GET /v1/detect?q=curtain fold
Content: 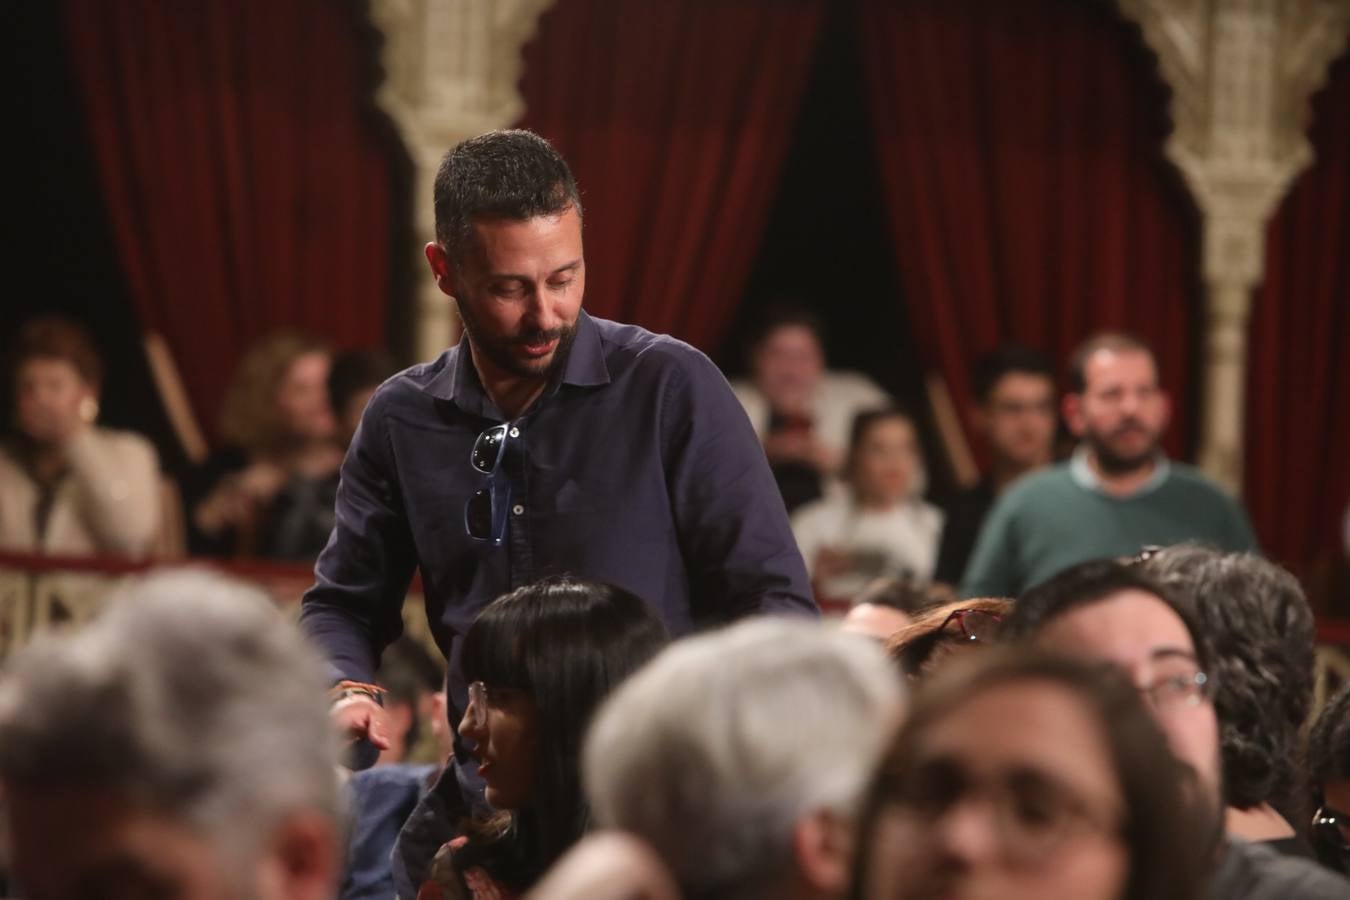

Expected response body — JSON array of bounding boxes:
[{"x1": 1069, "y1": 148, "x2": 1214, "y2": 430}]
[
  {"x1": 1245, "y1": 55, "x2": 1350, "y2": 574},
  {"x1": 63, "y1": 0, "x2": 393, "y2": 441},
  {"x1": 517, "y1": 0, "x2": 825, "y2": 353},
  {"x1": 857, "y1": 0, "x2": 1202, "y2": 460}
]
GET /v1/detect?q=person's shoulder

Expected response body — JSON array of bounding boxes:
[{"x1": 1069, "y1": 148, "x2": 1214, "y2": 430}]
[
  {"x1": 89, "y1": 426, "x2": 159, "y2": 463},
  {"x1": 366, "y1": 351, "x2": 457, "y2": 409},
  {"x1": 1164, "y1": 461, "x2": 1239, "y2": 499},
  {"x1": 792, "y1": 494, "x2": 848, "y2": 530},
  {"x1": 595, "y1": 317, "x2": 709, "y2": 367},
  {"x1": 999, "y1": 462, "x2": 1076, "y2": 506},
  {"x1": 820, "y1": 370, "x2": 889, "y2": 403},
  {"x1": 1220, "y1": 838, "x2": 1350, "y2": 898}
]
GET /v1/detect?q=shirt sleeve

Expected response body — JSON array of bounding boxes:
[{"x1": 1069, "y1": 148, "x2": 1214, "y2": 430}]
[
  {"x1": 659, "y1": 350, "x2": 818, "y2": 623},
  {"x1": 959, "y1": 495, "x2": 1019, "y2": 599},
  {"x1": 299, "y1": 392, "x2": 417, "y2": 684}
]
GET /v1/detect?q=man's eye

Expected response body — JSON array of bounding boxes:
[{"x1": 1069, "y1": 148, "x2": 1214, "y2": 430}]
[{"x1": 547, "y1": 278, "x2": 573, "y2": 291}]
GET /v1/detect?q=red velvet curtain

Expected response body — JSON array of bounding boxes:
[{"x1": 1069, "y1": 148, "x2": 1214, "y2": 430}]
[
  {"x1": 517, "y1": 0, "x2": 824, "y2": 352},
  {"x1": 1245, "y1": 55, "x2": 1350, "y2": 573},
  {"x1": 63, "y1": 0, "x2": 392, "y2": 442},
  {"x1": 858, "y1": 0, "x2": 1201, "y2": 459}
]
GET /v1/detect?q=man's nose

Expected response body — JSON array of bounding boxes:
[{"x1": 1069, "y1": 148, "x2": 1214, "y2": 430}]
[{"x1": 933, "y1": 797, "x2": 1003, "y2": 866}]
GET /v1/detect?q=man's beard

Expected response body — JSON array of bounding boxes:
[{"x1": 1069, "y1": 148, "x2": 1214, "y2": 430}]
[
  {"x1": 457, "y1": 300, "x2": 578, "y2": 382},
  {"x1": 1085, "y1": 418, "x2": 1160, "y2": 474}
]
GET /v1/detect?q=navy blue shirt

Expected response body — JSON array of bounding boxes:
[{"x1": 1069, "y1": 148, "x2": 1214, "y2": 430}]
[{"x1": 300, "y1": 312, "x2": 815, "y2": 739}]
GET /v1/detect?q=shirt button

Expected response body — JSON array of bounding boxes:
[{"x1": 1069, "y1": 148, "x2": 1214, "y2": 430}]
[
  {"x1": 512, "y1": 504, "x2": 525, "y2": 516},
  {"x1": 509, "y1": 427, "x2": 520, "y2": 438}
]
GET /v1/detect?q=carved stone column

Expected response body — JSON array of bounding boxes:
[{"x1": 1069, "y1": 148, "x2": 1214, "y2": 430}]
[
  {"x1": 1116, "y1": 0, "x2": 1350, "y2": 492},
  {"x1": 367, "y1": 0, "x2": 556, "y2": 361}
]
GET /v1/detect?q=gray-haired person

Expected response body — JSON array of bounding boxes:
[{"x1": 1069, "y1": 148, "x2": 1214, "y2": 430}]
[
  {"x1": 0, "y1": 570, "x2": 344, "y2": 900},
  {"x1": 579, "y1": 618, "x2": 905, "y2": 900}
]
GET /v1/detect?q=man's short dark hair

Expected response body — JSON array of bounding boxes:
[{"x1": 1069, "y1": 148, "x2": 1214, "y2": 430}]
[
  {"x1": 1001, "y1": 558, "x2": 1211, "y2": 675},
  {"x1": 1067, "y1": 331, "x2": 1158, "y2": 394},
  {"x1": 1309, "y1": 684, "x2": 1350, "y2": 785},
  {"x1": 971, "y1": 344, "x2": 1054, "y2": 405},
  {"x1": 432, "y1": 129, "x2": 582, "y2": 267},
  {"x1": 1142, "y1": 545, "x2": 1315, "y2": 810}
]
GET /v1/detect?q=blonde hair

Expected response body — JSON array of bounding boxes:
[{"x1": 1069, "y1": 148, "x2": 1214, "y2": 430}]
[{"x1": 218, "y1": 331, "x2": 329, "y2": 453}]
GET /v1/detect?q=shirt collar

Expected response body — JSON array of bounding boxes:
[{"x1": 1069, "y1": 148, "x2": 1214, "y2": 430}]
[
  {"x1": 419, "y1": 310, "x2": 610, "y2": 415},
  {"x1": 1070, "y1": 444, "x2": 1170, "y2": 498}
]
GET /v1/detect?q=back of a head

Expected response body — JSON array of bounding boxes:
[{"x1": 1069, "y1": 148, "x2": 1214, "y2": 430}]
[
  {"x1": 583, "y1": 618, "x2": 905, "y2": 900},
  {"x1": 0, "y1": 569, "x2": 340, "y2": 882},
  {"x1": 886, "y1": 597, "x2": 1013, "y2": 677},
  {"x1": 433, "y1": 129, "x2": 582, "y2": 269},
  {"x1": 1142, "y1": 545, "x2": 1315, "y2": 810},
  {"x1": 851, "y1": 649, "x2": 1212, "y2": 900}
]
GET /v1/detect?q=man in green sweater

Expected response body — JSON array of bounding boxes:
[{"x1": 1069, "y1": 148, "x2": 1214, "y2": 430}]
[{"x1": 961, "y1": 332, "x2": 1256, "y2": 598}]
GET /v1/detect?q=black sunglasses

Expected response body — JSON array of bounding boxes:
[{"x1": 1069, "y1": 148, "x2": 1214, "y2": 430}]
[{"x1": 464, "y1": 423, "x2": 513, "y2": 544}]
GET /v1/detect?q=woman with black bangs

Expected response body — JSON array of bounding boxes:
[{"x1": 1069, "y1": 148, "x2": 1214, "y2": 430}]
[{"x1": 417, "y1": 576, "x2": 669, "y2": 900}]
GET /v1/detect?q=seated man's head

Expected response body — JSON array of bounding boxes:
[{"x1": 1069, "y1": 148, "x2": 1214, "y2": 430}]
[
  {"x1": 327, "y1": 348, "x2": 397, "y2": 449},
  {"x1": 1141, "y1": 545, "x2": 1315, "y2": 819},
  {"x1": 1308, "y1": 684, "x2": 1350, "y2": 873},
  {"x1": 748, "y1": 307, "x2": 827, "y2": 416},
  {"x1": 1063, "y1": 332, "x2": 1170, "y2": 475},
  {"x1": 9, "y1": 316, "x2": 103, "y2": 448},
  {"x1": 0, "y1": 571, "x2": 342, "y2": 900},
  {"x1": 969, "y1": 344, "x2": 1057, "y2": 475},
  {"x1": 1000, "y1": 561, "x2": 1223, "y2": 838},
  {"x1": 583, "y1": 619, "x2": 905, "y2": 900},
  {"x1": 851, "y1": 649, "x2": 1212, "y2": 900}
]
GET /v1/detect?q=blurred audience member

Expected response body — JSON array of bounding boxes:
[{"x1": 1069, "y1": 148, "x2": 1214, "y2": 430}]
[
  {"x1": 731, "y1": 307, "x2": 889, "y2": 511},
  {"x1": 839, "y1": 576, "x2": 938, "y2": 642},
  {"x1": 1143, "y1": 546, "x2": 1317, "y2": 853},
  {"x1": 415, "y1": 578, "x2": 668, "y2": 900},
  {"x1": 849, "y1": 650, "x2": 1212, "y2": 900},
  {"x1": 185, "y1": 331, "x2": 342, "y2": 559},
  {"x1": 886, "y1": 597, "x2": 1012, "y2": 680},
  {"x1": 0, "y1": 316, "x2": 161, "y2": 557},
  {"x1": 584, "y1": 618, "x2": 904, "y2": 900},
  {"x1": 1002, "y1": 559, "x2": 1349, "y2": 899},
  {"x1": 793, "y1": 409, "x2": 943, "y2": 603},
  {"x1": 934, "y1": 345, "x2": 1056, "y2": 586},
  {"x1": 0, "y1": 569, "x2": 342, "y2": 900},
  {"x1": 329, "y1": 348, "x2": 398, "y2": 450},
  {"x1": 1308, "y1": 684, "x2": 1350, "y2": 874},
  {"x1": 963, "y1": 332, "x2": 1256, "y2": 597}
]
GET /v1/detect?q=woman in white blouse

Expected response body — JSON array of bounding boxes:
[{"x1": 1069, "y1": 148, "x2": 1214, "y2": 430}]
[{"x1": 791, "y1": 408, "x2": 943, "y2": 606}]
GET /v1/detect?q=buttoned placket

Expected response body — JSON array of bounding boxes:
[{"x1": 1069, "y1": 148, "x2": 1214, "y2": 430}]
[{"x1": 502, "y1": 420, "x2": 535, "y2": 589}]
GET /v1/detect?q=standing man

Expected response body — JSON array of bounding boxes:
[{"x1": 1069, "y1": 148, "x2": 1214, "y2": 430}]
[
  {"x1": 933, "y1": 344, "x2": 1058, "y2": 586},
  {"x1": 300, "y1": 130, "x2": 814, "y2": 882},
  {"x1": 961, "y1": 332, "x2": 1255, "y2": 597}
]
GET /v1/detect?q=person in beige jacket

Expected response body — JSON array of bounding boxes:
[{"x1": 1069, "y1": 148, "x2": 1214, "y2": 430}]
[{"x1": 0, "y1": 317, "x2": 160, "y2": 558}]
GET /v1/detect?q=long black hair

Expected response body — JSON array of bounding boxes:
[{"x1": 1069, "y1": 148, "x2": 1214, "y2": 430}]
[{"x1": 455, "y1": 576, "x2": 669, "y2": 891}]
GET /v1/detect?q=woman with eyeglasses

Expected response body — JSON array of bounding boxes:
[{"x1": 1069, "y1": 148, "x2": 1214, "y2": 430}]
[
  {"x1": 885, "y1": 597, "x2": 1012, "y2": 679},
  {"x1": 848, "y1": 649, "x2": 1213, "y2": 900},
  {"x1": 416, "y1": 577, "x2": 669, "y2": 900}
]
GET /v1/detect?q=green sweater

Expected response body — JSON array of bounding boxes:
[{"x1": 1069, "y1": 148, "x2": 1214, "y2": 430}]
[{"x1": 960, "y1": 459, "x2": 1257, "y2": 598}]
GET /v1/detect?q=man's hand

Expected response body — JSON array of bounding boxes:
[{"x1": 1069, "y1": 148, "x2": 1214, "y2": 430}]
[{"x1": 331, "y1": 695, "x2": 392, "y2": 753}]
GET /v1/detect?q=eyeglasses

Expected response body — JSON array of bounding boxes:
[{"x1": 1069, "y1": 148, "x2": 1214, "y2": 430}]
[
  {"x1": 1138, "y1": 670, "x2": 1210, "y2": 711},
  {"x1": 464, "y1": 680, "x2": 528, "y2": 730},
  {"x1": 465, "y1": 423, "x2": 513, "y2": 544},
  {"x1": 885, "y1": 761, "x2": 1120, "y2": 865},
  {"x1": 1312, "y1": 804, "x2": 1350, "y2": 858},
  {"x1": 938, "y1": 608, "x2": 1004, "y2": 643}
]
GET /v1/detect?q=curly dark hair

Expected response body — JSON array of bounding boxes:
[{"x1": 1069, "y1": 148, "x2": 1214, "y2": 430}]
[
  {"x1": 1141, "y1": 545, "x2": 1315, "y2": 811},
  {"x1": 1308, "y1": 683, "x2": 1350, "y2": 786}
]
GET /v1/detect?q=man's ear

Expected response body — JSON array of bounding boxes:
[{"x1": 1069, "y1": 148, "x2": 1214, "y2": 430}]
[
  {"x1": 255, "y1": 810, "x2": 340, "y2": 900},
  {"x1": 791, "y1": 809, "x2": 855, "y2": 895},
  {"x1": 1062, "y1": 393, "x2": 1085, "y2": 437},
  {"x1": 424, "y1": 242, "x2": 456, "y2": 298}
]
